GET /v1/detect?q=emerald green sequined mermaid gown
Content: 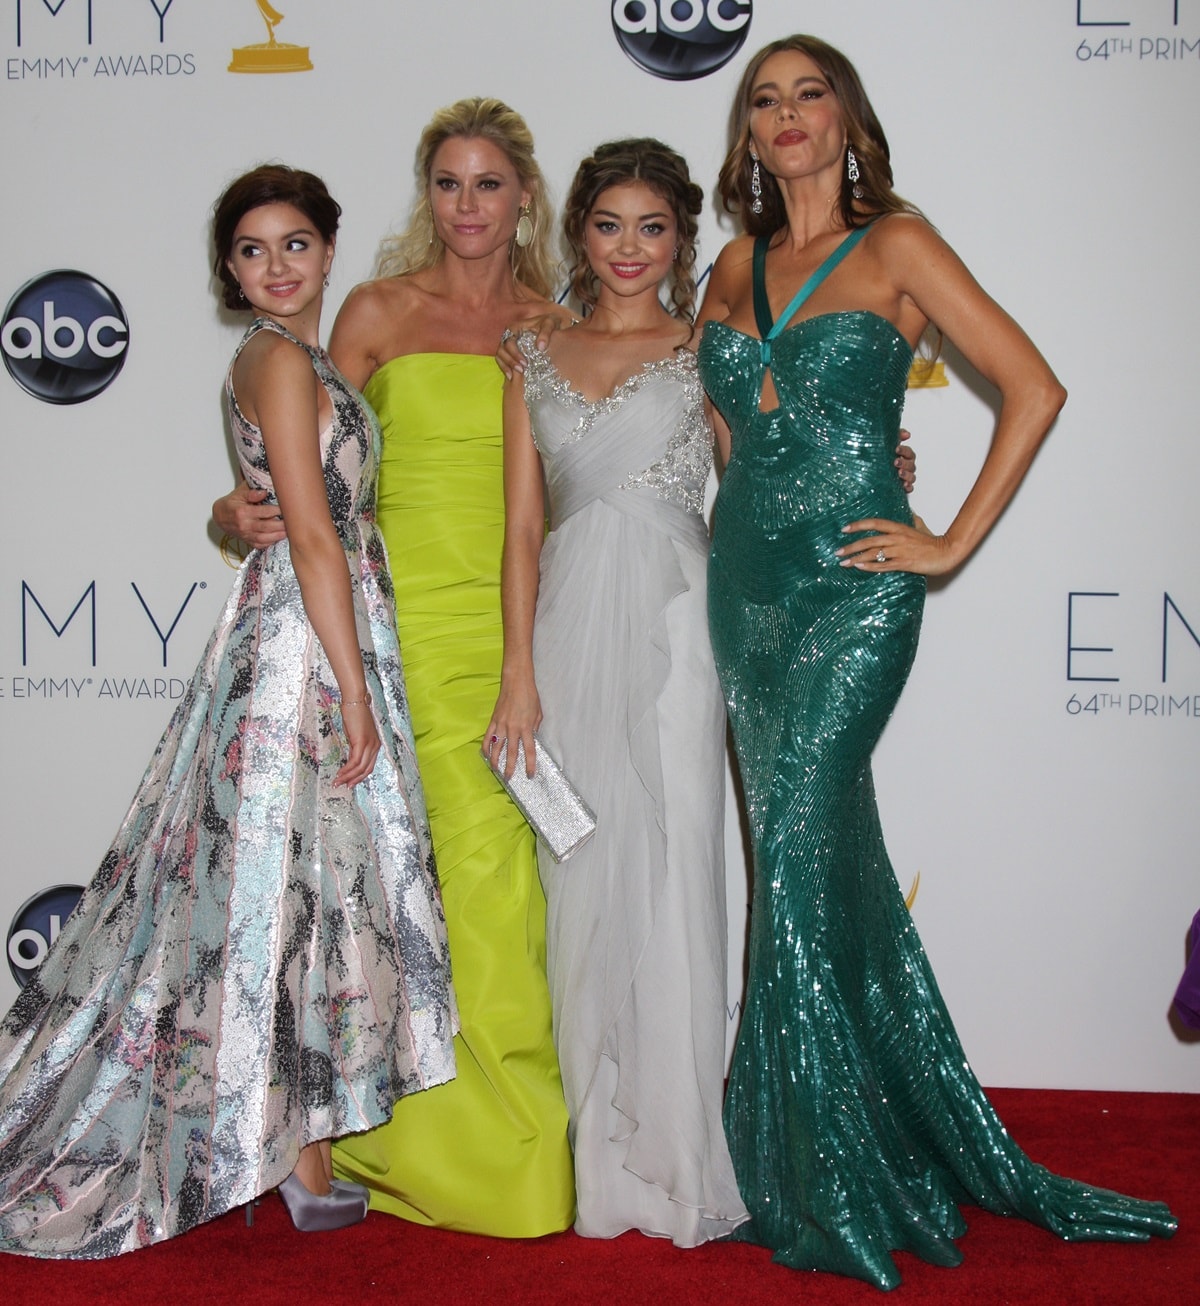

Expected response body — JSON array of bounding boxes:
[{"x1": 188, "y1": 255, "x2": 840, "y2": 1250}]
[{"x1": 698, "y1": 228, "x2": 1176, "y2": 1291}]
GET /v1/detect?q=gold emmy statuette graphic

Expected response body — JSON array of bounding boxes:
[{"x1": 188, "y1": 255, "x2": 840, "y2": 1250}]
[
  {"x1": 229, "y1": 0, "x2": 313, "y2": 74},
  {"x1": 906, "y1": 358, "x2": 948, "y2": 390}
]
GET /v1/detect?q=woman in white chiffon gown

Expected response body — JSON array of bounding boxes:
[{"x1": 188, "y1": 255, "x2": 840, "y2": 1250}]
[{"x1": 486, "y1": 139, "x2": 747, "y2": 1246}]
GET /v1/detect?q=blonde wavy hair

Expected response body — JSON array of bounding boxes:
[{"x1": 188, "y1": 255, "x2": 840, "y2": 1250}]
[{"x1": 375, "y1": 97, "x2": 556, "y2": 298}]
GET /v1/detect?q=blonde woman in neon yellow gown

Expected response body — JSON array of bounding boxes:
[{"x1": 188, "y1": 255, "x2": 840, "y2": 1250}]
[{"x1": 212, "y1": 99, "x2": 575, "y2": 1236}]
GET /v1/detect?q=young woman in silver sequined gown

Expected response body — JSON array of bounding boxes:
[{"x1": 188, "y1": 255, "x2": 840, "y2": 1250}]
[
  {"x1": 486, "y1": 140, "x2": 747, "y2": 1247},
  {"x1": 0, "y1": 166, "x2": 457, "y2": 1258}
]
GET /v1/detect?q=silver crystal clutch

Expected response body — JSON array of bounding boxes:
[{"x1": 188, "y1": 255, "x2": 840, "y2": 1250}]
[{"x1": 483, "y1": 736, "x2": 596, "y2": 863}]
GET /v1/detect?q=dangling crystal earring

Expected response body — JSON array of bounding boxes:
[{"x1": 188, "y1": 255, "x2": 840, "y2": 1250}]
[
  {"x1": 238, "y1": 286, "x2": 245, "y2": 302},
  {"x1": 749, "y1": 153, "x2": 763, "y2": 215},
  {"x1": 847, "y1": 146, "x2": 864, "y2": 200},
  {"x1": 514, "y1": 204, "x2": 534, "y2": 248}
]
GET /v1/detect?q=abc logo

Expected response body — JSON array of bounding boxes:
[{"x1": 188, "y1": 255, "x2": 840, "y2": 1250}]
[
  {"x1": 7, "y1": 884, "x2": 84, "y2": 987},
  {"x1": 2, "y1": 270, "x2": 129, "y2": 404},
  {"x1": 612, "y1": 0, "x2": 752, "y2": 81}
]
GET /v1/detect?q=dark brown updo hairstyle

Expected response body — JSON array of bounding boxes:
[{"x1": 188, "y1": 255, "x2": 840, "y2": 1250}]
[
  {"x1": 717, "y1": 34, "x2": 920, "y2": 238},
  {"x1": 212, "y1": 164, "x2": 342, "y2": 310},
  {"x1": 562, "y1": 138, "x2": 705, "y2": 322}
]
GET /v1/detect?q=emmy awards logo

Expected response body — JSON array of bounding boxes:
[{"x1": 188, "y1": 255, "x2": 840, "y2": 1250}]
[{"x1": 229, "y1": 0, "x2": 313, "y2": 74}]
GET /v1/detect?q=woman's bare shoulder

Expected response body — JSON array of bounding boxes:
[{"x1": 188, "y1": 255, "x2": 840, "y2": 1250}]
[
  {"x1": 339, "y1": 274, "x2": 422, "y2": 322},
  {"x1": 864, "y1": 212, "x2": 943, "y2": 263},
  {"x1": 230, "y1": 326, "x2": 314, "y2": 420},
  {"x1": 711, "y1": 233, "x2": 756, "y2": 275},
  {"x1": 234, "y1": 324, "x2": 309, "y2": 375},
  {"x1": 330, "y1": 276, "x2": 431, "y2": 370},
  {"x1": 509, "y1": 279, "x2": 566, "y2": 319},
  {"x1": 700, "y1": 234, "x2": 756, "y2": 322},
  {"x1": 529, "y1": 299, "x2": 574, "y2": 326}
]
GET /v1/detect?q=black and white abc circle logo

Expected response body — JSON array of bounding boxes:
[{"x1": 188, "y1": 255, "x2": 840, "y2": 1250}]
[
  {"x1": 7, "y1": 884, "x2": 84, "y2": 987},
  {"x1": 612, "y1": 0, "x2": 752, "y2": 81},
  {"x1": 2, "y1": 269, "x2": 129, "y2": 404}
]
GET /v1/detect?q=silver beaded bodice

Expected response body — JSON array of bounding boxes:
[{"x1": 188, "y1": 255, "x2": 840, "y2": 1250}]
[{"x1": 519, "y1": 332, "x2": 713, "y2": 518}]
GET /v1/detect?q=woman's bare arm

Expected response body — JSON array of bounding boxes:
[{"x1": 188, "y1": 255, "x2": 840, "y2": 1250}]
[
  {"x1": 484, "y1": 371, "x2": 547, "y2": 778},
  {"x1": 232, "y1": 332, "x2": 380, "y2": 785},
  {"x1": 328, "y1": 280, "x2": 394, "y2": 391},
  {"x1": 839, "y1": 219, "x2": 1065, "y2": 575}
]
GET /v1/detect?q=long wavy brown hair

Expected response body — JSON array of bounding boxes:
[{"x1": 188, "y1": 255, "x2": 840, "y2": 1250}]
[
  {"x1": 562, "y1": 138, "x2": 704, "y2": 322},
  {"x1": 376, "y1": 97, "x2": 556, "y2": 298},
  {"x1": 717, "y1": 34, "x2": 921, "y2": 238}
]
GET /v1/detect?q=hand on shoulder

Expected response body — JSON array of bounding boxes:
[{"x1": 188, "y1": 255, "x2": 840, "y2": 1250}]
[{"x1": 497, "y1": 302, "x2": 575, "y2": 378}]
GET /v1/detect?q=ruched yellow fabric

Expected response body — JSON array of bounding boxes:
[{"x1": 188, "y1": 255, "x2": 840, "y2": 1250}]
[{"x1": 331, "y1": 354, "x2": 574, "y2": 1236}]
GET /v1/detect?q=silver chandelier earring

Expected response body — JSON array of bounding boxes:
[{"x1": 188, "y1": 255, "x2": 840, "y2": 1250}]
[
  {"x1": 847, "y1": 146, "x2": 864, "y2": 199},
  {"x1": 514, "y1": 204, "x2": 534, "y2": 248},
  {"x1": 749, "y1": 153, "x2": 763, "y2": 215}
]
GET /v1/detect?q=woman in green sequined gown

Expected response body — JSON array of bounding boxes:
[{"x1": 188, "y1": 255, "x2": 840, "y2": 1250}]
[{"x1": 697, "y1": 36, "x2": 1176, "y2": 1290}]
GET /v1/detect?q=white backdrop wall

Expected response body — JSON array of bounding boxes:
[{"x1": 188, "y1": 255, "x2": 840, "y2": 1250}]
[{"x1": 1, "y1": 1, "x2": 1196, "y2": 1091}]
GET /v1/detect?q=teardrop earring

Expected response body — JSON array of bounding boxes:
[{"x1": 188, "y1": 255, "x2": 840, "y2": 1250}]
[{"x1": 514, "y1": 204, "x2": 534, "y2": 248}]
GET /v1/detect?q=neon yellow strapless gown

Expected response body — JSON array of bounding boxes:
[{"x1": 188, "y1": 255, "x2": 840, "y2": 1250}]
[{"x1": 331, "y1": 354, "x2": 574, "y2": 1236}]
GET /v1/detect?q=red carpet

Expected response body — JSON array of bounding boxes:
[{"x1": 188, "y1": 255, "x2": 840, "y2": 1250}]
[{"x1": 4, "y1": 1089, "x2": 1194, "y2": 1304}]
